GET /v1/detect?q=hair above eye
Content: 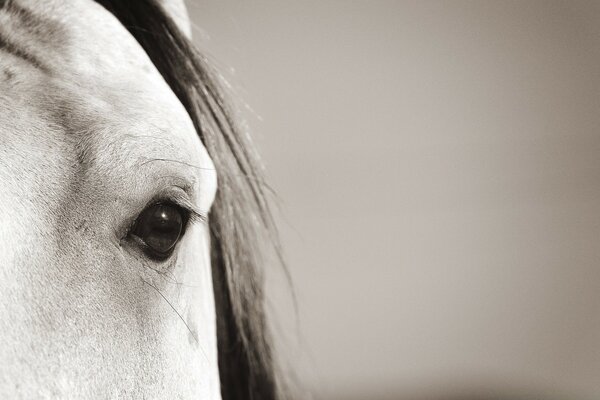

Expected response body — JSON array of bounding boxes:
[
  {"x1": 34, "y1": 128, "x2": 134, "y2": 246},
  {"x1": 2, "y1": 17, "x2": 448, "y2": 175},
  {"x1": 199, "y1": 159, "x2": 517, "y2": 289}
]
[{"x1": 130, "y1": 202, "x2": 189, "y2": 260}]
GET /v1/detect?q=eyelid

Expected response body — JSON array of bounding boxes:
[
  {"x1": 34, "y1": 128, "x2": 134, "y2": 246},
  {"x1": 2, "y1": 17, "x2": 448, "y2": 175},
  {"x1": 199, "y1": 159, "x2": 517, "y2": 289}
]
[
  {"x1": 152, "y1": 187, "x2": 208, "y2": 225},
  {"x1": 117, "y1": 185, "x2": 207, "y2": 244}
]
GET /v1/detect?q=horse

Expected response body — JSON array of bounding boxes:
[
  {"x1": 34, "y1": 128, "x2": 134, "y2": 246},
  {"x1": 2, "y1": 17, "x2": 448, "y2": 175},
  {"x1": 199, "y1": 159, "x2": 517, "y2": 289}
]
[{"x1": 0, "y1": 0, "x2": 281, "y2": 398}]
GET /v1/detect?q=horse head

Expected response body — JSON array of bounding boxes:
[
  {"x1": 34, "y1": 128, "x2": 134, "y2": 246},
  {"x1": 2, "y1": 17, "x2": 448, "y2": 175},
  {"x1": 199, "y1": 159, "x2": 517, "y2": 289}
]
[{"x1": 0, "y1": 1, "x2": 278, "y2": 398}]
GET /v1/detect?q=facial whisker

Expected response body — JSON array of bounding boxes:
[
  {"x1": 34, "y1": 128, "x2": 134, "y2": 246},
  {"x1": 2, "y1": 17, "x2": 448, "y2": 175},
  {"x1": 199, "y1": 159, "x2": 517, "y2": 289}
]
[
  {"x1": 141, "y1": 278, "x2": 208, "y2": 363},
  {"x1": 139, "y1": 157, "x2": 215, "y2": 171}
]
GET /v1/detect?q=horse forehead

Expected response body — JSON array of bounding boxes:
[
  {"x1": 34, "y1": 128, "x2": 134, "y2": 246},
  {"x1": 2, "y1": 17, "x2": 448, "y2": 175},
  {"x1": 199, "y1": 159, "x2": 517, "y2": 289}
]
[
  {"x1": 1, "y1": 0, "x2": 201, "y2": 166},
  {"x1": 1, "y1": 0, "x2": 186, "y2": 123}
]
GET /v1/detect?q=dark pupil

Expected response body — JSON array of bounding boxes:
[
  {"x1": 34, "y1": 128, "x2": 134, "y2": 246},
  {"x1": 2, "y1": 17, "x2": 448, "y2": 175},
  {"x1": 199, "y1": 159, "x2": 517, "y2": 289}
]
[{"x1": 134, "y1": 204, "x2": 183, "y2": 254}]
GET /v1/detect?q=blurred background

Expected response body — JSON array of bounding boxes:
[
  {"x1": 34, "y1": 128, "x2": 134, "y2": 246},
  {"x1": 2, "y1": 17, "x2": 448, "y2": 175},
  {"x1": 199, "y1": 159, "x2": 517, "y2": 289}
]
[{"x1": 189, "y1": 1, "x2": 600, "y2": 399}]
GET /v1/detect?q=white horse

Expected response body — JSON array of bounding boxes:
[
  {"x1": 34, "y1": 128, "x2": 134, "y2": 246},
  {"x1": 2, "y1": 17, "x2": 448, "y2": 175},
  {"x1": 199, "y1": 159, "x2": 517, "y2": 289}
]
[{"x1": 0, "y1": 0, "x2": 280, "y2": 398}]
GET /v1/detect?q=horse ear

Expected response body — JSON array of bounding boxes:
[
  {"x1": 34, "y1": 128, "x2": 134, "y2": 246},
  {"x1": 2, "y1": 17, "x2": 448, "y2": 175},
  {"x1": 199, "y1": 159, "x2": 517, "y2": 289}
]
[{"x1": 157, "y1": 0, "x2": 192, "y2": 38}]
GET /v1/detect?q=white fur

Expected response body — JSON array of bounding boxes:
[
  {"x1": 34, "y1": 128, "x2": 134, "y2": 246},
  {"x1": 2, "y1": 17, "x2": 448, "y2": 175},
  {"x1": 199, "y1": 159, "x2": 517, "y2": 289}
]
[{"x1": 0, "y1": 0, "x2": 221, "y2": 398}]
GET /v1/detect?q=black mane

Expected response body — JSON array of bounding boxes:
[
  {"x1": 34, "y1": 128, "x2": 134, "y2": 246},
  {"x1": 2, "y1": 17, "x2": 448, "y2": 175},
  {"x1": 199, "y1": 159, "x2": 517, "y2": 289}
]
[{"x1": 94, "y1": 1, "x2": 283, "y2": 399}]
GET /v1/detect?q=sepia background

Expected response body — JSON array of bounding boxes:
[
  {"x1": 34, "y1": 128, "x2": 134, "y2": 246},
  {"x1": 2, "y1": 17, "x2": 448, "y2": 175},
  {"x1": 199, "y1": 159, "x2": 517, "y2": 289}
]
[{"x1": 189, "y1": 1, "x2": 600, "y2": 399}]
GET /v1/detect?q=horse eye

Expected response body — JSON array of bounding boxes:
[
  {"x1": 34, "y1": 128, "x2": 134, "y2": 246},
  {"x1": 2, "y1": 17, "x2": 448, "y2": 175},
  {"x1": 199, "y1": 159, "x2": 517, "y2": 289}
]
[{"x1": 131, "y1": 203, "x2": 187, "y2": 260}]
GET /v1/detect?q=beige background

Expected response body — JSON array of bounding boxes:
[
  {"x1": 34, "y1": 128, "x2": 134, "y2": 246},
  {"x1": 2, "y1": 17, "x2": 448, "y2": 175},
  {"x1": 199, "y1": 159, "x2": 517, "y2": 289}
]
[{"x1": 189, "y1": 1, "x2": 600, "y2": 399}]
